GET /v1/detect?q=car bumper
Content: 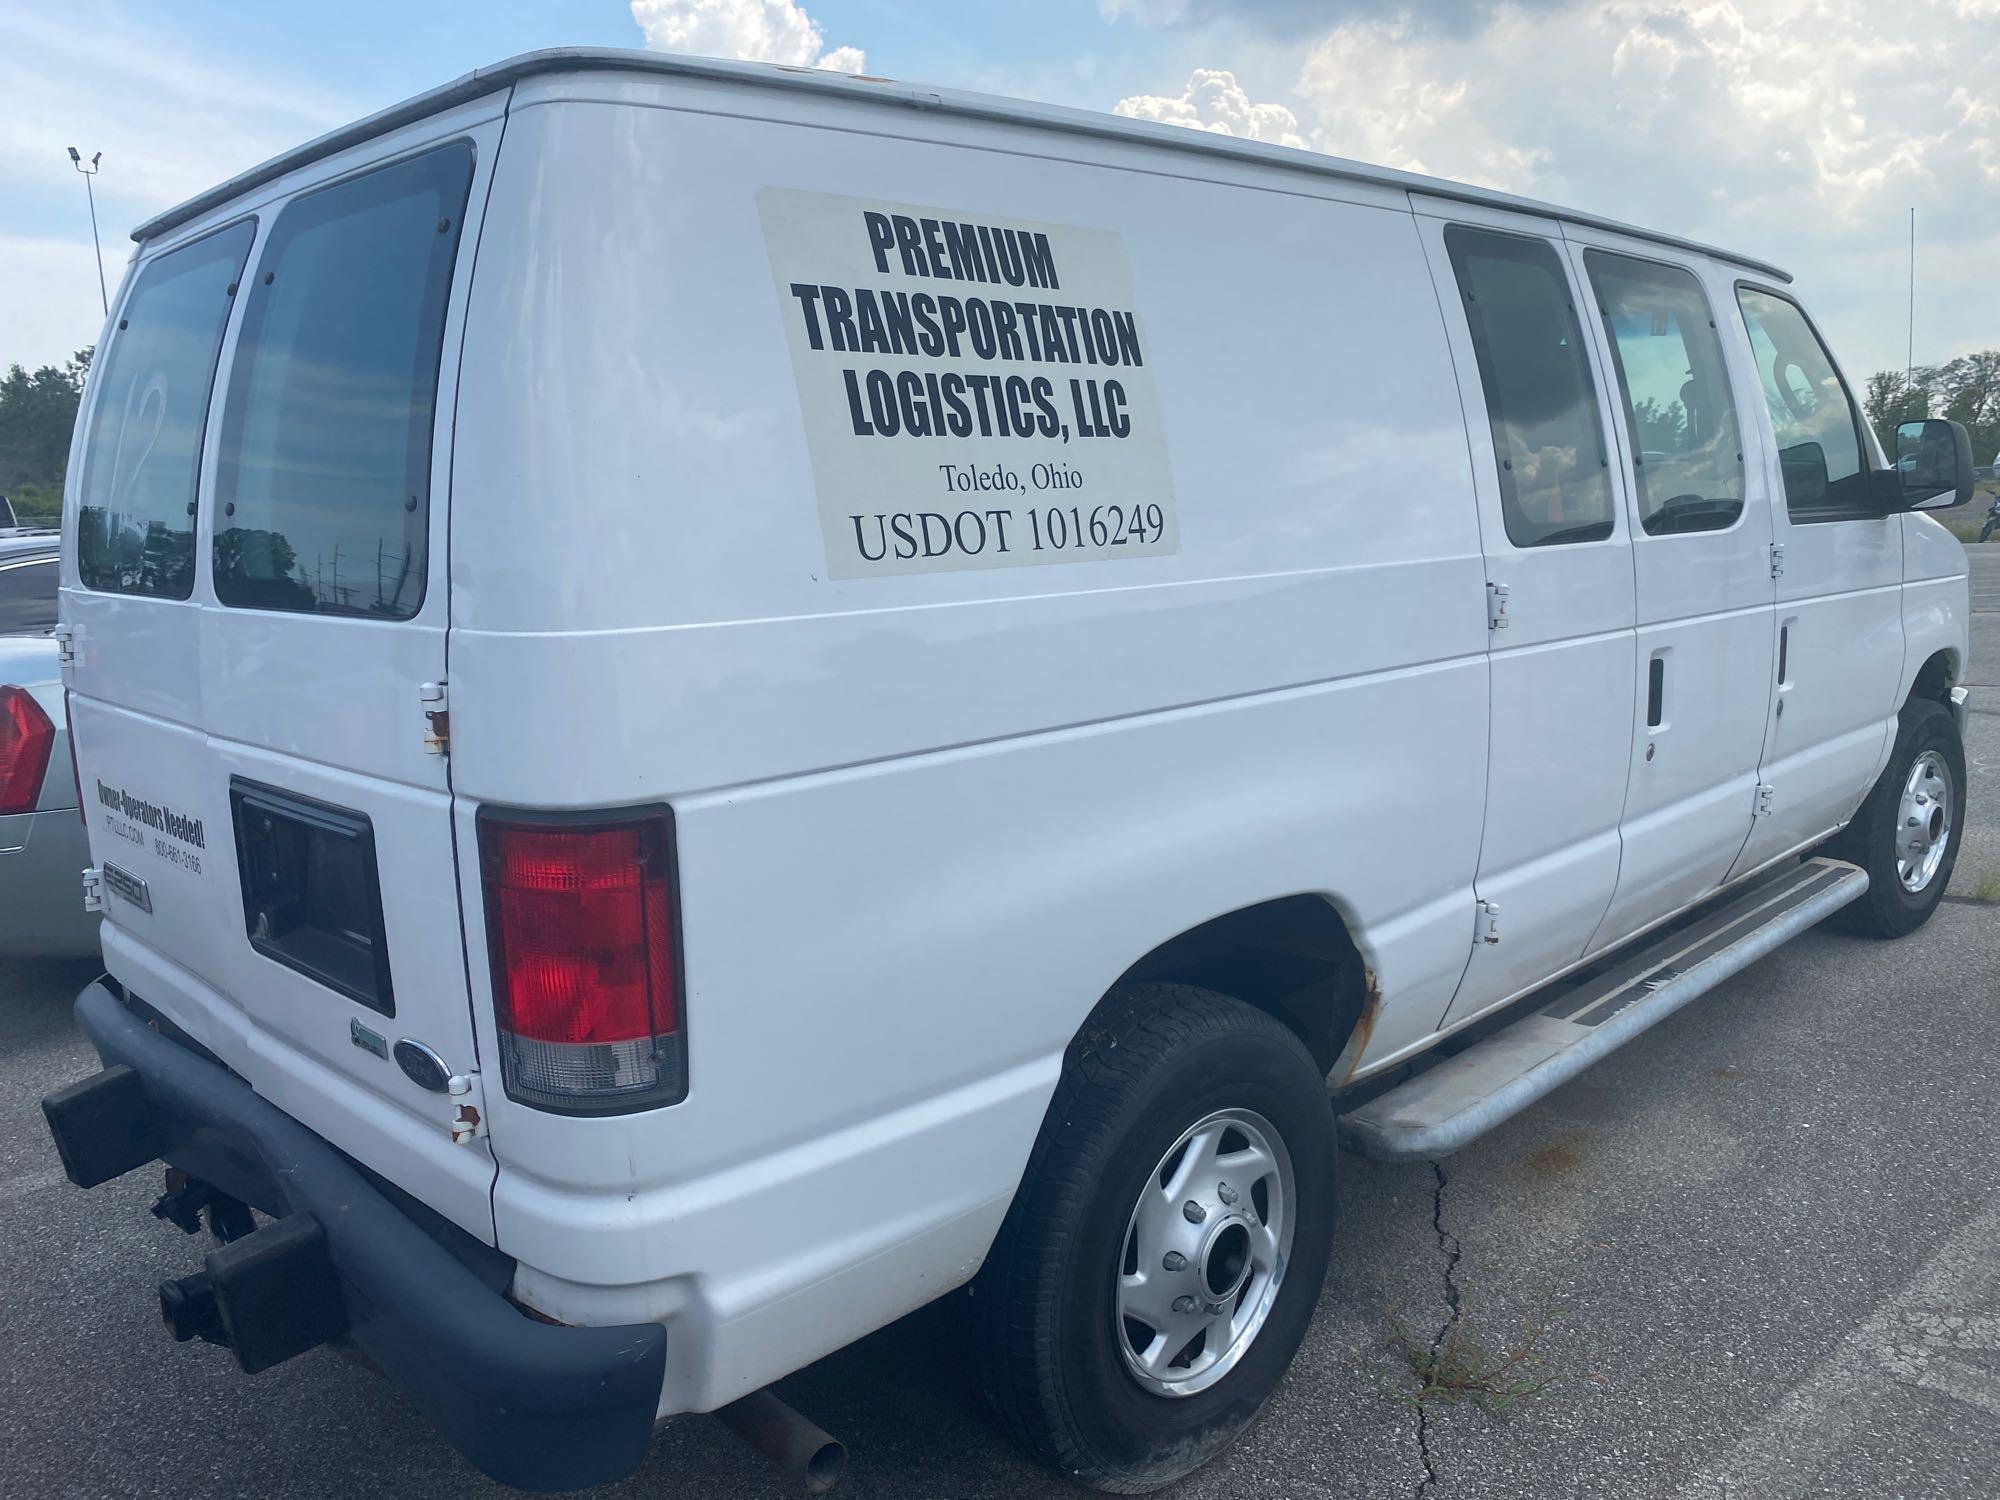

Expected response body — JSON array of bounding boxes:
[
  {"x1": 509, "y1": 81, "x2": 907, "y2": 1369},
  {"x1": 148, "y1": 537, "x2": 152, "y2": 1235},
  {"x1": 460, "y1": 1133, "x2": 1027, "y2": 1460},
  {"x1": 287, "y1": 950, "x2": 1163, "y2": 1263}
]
[
  {"x1": 0, "y1": 806, "x2": 99, "y2": 957},
  {"x1": 41, "y1": 979, "x2": 669, "y2": 1493}
]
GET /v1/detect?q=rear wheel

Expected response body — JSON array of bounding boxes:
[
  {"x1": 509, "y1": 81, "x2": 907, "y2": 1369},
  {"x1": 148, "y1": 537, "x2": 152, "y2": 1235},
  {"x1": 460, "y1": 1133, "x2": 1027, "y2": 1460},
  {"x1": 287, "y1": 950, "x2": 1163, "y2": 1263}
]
[
  {"x1": 972, "y1": 984, "x2": 1337, "y2": 1492},
  {"x1": 1826, "y1": 696, "x2": 1966, "y2": 938}
]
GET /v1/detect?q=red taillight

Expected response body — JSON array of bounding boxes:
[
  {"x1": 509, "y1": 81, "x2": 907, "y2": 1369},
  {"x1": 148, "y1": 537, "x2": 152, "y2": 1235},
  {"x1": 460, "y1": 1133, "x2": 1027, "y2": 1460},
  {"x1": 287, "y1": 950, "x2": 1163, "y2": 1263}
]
[
  {"x1": 0, "y1": 686, "x2": 56, "y2": 816},
  {"x1": 479, "y1": 810, "x2": 684, "y2": 1113}
]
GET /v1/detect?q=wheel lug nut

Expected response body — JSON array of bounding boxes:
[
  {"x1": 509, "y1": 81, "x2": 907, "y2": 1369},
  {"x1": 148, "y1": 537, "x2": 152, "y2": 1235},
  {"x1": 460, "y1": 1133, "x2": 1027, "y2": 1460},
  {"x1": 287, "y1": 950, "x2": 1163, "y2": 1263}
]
[
  {"x1": 1183, "y1": 1200, "x2": 1206, "y2": 1223},
  {"x1": 1172, "y1": 1295, "x2": 1199, "y2": 1314},
  {"x1": 1217, "y1": 1183, "x2": 1238, "y2": 1206},
  {"x1": 1162, "y1": 1251, "x2": 1188, "y2": 1271}
]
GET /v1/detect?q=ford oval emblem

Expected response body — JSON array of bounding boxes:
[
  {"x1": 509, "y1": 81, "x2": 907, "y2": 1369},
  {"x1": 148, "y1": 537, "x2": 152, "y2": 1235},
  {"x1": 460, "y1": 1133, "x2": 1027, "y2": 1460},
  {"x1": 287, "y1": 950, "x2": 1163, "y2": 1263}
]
[{"x1": 393, "y1": 1039, "x2": 452, "y2": 1093}]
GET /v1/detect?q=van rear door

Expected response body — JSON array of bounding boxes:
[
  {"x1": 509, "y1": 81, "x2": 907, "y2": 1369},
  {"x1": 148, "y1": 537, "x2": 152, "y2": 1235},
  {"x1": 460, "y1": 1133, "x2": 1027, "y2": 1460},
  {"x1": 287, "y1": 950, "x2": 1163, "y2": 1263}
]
[{"x1": 63, "y1": 102, "x2": 505, "y2": 1238}]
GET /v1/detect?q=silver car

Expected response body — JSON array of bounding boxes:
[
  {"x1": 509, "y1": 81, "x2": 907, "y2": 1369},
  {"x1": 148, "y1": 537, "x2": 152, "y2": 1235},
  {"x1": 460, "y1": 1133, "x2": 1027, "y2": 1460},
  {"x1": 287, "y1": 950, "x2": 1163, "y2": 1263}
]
[{"x1": 1, "y1": 534, "x2": 97, "y2": 957}]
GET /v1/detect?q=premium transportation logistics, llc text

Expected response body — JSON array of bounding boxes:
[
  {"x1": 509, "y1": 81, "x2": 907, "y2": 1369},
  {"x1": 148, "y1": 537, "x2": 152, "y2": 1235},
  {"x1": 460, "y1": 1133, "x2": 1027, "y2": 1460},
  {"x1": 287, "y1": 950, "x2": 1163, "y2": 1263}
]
[{"x1": 761, "y1": 188, "x2": 1180, "y2": 577}]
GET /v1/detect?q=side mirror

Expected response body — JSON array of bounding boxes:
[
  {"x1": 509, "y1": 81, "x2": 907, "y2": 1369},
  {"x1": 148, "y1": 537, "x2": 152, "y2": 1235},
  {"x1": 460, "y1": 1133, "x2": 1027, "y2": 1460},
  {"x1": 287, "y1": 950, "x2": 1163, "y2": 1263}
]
[{"x1": 1891, "y1": 419, "x2": 1975, "y2": 510}]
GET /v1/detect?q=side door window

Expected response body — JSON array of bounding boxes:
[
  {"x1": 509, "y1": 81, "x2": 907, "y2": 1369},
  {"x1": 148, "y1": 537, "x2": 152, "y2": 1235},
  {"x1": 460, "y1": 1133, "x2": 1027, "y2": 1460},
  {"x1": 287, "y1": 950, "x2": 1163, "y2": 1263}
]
[
  {"x1": 73, "y1": 220, "x2": 256, "y2": 599},
  {"x1": 1585, "y1": 251, "x2": 1745, "y2": 535},
  {"x1": 1736, "y1": 287, "x2": 1873, "y2": 522},
  {"x1": 1444, "y1": 226, "x2": 1615, "y2": 548},
  {"x1": 213, "y1": 142, "x2": 474, "y2": 617}
]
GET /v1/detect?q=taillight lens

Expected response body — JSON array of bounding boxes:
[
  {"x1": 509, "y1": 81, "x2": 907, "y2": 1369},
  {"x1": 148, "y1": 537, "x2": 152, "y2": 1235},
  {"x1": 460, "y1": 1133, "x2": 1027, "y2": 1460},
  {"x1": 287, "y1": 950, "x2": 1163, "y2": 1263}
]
[
  {"x1": 478, "y1": 809, "x2": 684, "y2": 1113},
  {"x1": 0, "y1": 686, "x2": 56, "y2": 816}
]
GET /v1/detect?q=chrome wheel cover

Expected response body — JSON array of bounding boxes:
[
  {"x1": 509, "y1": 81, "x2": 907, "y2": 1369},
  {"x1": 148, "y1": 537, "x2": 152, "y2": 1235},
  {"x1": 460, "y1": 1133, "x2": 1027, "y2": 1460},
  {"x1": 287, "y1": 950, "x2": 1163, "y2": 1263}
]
[
  {"x1": 1114, "y1": 1107, "x2": 1294, "y2": 1398},
  {"x1": 1896, "y1": 749, "x2": 1954, "y2": 893}
]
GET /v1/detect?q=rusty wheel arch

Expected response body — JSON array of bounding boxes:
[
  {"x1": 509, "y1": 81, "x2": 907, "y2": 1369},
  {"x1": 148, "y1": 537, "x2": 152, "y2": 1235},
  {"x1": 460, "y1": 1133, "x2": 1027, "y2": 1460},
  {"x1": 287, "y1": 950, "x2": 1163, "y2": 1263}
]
[
  {"x1": 1109, "y1": 894, "x2": 1378, "y2": 1083},
  {"x1": 1908, "y1": 649, "x2": 1960, "y2": 710}
]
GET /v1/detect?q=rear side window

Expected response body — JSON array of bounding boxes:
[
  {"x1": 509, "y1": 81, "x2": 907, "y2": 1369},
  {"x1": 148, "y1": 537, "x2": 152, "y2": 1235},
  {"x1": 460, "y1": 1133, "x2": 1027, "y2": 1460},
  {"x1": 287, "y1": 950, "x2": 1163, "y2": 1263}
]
[
  {"x1": 0, "y1": 557, "x2": 58, "y2": 634},
  {"x1": 1736, "y1": 287, "x2": 1872, "y2": 521},
  {"x1": 1445, "y1": 227, "x2": 1615, "y2": 548},
  {"x1": 75, "y1": 220, "x2": 255, "y2": 599},
  {"x1": 1585, "y1": 252, "x2": 1744, "y2": 535},
  {"x1": 214, "y1": 142, "x2": 474, "y2": 617}
]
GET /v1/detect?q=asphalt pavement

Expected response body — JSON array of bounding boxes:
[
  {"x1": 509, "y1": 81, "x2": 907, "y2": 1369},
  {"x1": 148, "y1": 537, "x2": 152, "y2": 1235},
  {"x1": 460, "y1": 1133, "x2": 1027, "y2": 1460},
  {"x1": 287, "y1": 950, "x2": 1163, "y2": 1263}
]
[{"x1": 3, "y1": 548, "x2": 1997, "y2": 1499}]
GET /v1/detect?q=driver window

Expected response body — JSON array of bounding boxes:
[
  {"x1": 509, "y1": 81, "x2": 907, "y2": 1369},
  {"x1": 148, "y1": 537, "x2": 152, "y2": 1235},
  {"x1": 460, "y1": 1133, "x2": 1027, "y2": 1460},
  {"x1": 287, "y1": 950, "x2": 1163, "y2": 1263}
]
[{"x1": 1736, "y1": 287, "x2": 1872, "y2": 521}]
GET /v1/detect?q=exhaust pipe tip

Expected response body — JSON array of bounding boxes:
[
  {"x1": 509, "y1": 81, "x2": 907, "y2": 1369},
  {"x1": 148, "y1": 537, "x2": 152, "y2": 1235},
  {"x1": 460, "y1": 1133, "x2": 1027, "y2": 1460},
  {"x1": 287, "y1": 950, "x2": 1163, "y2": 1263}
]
[
  {"x1": 801, "y1": 1438, "x2": 846, "y2": 1495},
  {"x1": 716, "y1": 1389, "x2": 847, "y2": 1494}
]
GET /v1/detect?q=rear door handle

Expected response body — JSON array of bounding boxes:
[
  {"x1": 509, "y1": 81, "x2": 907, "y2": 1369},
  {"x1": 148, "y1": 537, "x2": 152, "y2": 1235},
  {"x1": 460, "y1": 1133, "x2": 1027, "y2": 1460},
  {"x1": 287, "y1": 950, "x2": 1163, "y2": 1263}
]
[{"x1": 1646, "y1": 654, "x2": 1666, "y2": 729}]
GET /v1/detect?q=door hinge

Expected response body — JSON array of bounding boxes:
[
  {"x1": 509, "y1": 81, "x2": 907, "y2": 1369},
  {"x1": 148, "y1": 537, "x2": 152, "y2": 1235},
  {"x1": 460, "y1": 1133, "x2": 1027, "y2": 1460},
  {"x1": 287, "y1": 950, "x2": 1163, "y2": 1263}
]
[
  {"x1": 1475, "y1": 899, "x2": 1502, "y2": 946},
  {"x1": 419, "y1": 680, "x2": 449, "y2": 756},
  {"x1": 1487, "y1": 581, "x2": 1511, "y2": 631},
  {"x1": 52, "y1": 621, "x2": 80, "y2": 670},
  {"x1": 446, "y1": 1070, "x2": 485, "y2": 1145},
  {"x1": 81, "y1": 867, "x2": 105, "y2": 913},
  {"x1": 1756, "y1": 782, "x2": 1776, "y2": 817},
  {"x1": 1768, "y1": 543, "x2": 1785, "y2": 579}
]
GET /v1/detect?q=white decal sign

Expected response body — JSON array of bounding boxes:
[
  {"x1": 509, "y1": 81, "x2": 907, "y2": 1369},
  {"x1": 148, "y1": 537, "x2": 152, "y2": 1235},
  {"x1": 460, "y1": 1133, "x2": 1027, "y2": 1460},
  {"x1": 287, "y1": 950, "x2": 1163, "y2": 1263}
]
[{"x1": 758, "y1": 187, "x2": 1179, "y2": 578}]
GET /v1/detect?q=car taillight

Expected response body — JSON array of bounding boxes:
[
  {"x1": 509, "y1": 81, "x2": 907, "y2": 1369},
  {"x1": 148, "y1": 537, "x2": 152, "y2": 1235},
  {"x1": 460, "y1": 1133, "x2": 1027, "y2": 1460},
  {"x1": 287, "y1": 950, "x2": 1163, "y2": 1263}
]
[
  {"x1": 0, "y1": 686, "x2": 56, "y2": 816},
  {"x1": 478, "y1": 809, "x2": 684, "y2": 1113}
]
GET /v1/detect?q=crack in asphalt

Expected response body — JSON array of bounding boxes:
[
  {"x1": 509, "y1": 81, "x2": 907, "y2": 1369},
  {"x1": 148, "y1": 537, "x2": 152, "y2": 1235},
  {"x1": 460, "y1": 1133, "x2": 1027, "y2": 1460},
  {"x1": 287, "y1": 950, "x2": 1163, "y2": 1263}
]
[{"x1": 1414, "y1": 1160, "x2": 1465, "y2": 1499}]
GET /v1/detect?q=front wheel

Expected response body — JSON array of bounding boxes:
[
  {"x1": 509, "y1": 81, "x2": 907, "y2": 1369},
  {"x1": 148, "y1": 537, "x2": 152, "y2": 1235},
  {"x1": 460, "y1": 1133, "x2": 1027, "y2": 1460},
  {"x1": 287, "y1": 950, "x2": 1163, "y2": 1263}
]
[
  {"x1": 971, "y1": 984, "x2": 1337, "y2": 1492},
  {"x1": 1826, "y1": 696, "x2": 1966, "y2": 938}
]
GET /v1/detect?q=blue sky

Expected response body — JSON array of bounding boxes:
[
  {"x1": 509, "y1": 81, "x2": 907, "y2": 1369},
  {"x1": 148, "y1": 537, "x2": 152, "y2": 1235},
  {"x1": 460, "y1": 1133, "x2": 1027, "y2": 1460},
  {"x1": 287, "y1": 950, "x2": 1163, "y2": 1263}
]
[{"x1": 4, "y1": 0, "x2": 1996, "y2": 384}]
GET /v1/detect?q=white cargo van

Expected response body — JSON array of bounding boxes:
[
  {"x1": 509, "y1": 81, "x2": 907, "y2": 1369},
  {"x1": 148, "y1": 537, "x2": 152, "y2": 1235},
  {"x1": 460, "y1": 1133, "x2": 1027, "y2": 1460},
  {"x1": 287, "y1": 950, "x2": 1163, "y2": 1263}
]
[{"x1": 42, "y1": 48, "x2": 1977, "y2": 1493}]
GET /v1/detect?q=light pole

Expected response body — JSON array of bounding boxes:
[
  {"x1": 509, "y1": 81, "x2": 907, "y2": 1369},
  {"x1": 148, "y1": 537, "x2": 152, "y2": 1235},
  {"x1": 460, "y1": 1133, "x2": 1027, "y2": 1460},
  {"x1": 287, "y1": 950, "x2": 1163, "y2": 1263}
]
[{"x1": 67, "y1": 146, "x2": 107, "y2": 316}]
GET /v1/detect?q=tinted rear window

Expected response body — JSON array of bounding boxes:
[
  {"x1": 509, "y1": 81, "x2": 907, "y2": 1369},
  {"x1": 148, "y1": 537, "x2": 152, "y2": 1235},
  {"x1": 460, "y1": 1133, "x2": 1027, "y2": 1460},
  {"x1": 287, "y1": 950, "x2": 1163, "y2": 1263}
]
[
  {"x1": 0, "y1": 556, "x2": 58, "y2": 634},
  {"x1": 75, "y1": 220, "x2": 256, "y2": 599},
  {"x1": 213, "y1": 142, "x2": 473, "y2": 617},
  {"x1": 1444, "y1": 226, "x2": 1615, "y2": 549}
]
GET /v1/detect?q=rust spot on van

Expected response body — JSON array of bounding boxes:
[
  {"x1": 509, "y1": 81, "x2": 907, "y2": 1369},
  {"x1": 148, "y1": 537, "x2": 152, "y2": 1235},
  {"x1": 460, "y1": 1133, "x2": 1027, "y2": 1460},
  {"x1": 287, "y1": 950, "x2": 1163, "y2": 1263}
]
[{"x1": 1334, "y1": 966, "x2": 1383, "y2": 1086}]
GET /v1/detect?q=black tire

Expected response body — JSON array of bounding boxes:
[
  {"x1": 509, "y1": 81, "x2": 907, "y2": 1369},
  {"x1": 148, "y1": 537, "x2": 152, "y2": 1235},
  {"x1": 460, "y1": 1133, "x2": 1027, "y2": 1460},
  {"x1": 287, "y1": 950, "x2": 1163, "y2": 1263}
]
[
  {"x1": 1824, "y1": 696, "x2": 1966, "y2": 938},
  {"x1": 971, "y1": 983, "x2": 1337, "y2": 1492}
]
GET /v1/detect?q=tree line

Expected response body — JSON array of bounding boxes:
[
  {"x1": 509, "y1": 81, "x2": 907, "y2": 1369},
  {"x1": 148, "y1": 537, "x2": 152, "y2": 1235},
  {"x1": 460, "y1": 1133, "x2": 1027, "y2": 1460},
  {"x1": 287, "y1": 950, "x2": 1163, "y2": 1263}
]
[
  {"x1": 2, "y1": 344, "x2": 1994, "y2": 529},
  {"x1": 0, "y1": 348, "x2": 90, "y2": 523},
  {"x1": 1862, "y1": 353, "x2": 2000, "y2": 469}
]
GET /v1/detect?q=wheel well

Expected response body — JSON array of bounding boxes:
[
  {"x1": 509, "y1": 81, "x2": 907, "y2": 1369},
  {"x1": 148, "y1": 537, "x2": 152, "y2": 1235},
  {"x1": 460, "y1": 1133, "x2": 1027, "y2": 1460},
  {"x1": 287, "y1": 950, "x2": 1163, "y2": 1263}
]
[
  {"x1": 1112, "y1": 895, "x2": 1373, "y2": 1079},
  {"x1": 1909, "y1": 650, "x2": 1959, "y2": 708}
]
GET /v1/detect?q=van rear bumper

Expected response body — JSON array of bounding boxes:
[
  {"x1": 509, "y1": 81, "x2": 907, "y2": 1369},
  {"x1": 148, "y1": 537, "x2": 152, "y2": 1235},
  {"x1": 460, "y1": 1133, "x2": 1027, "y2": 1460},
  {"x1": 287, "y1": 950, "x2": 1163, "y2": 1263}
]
[{"x1": 42, "y1": 980, "x2": 669, "y2": 1493}]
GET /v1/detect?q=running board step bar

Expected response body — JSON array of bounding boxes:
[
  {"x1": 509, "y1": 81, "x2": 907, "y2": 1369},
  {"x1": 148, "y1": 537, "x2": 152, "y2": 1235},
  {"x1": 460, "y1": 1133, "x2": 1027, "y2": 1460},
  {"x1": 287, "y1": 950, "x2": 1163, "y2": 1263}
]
[{"x1": 1339, "y1": 858, "x2": 1868, "y2": 1161}]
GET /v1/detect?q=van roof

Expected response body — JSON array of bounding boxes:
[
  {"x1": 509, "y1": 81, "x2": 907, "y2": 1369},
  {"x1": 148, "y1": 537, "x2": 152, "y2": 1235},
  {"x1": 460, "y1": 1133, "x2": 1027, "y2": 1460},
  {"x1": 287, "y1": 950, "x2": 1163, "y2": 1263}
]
[{"x1": 133, "y1": 46, "x2": 1791, "y2": 284}]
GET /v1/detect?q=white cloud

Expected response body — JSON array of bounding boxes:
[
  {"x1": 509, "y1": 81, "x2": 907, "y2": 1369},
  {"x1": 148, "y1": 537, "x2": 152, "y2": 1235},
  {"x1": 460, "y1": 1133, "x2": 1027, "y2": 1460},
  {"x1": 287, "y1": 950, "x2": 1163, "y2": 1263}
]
[
  {"x1": 630, "y1": 0, "x2": 867, "y2": 74},
  {"x1": 1116, "y1": 0, "x2": 2000, "y2": 376},
  {"x1": 0, "y1": 235, "x2": 112, "y2": 374},
  {"x1": 0, "y1": 9, "x2": 354, "y2": 215},
  {"x1": 0, "y1": 8, "x2": 355, "y2": 370},
  {"x1": 1114, "y1": 68, "x2": 1304, "y2": 148}
]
